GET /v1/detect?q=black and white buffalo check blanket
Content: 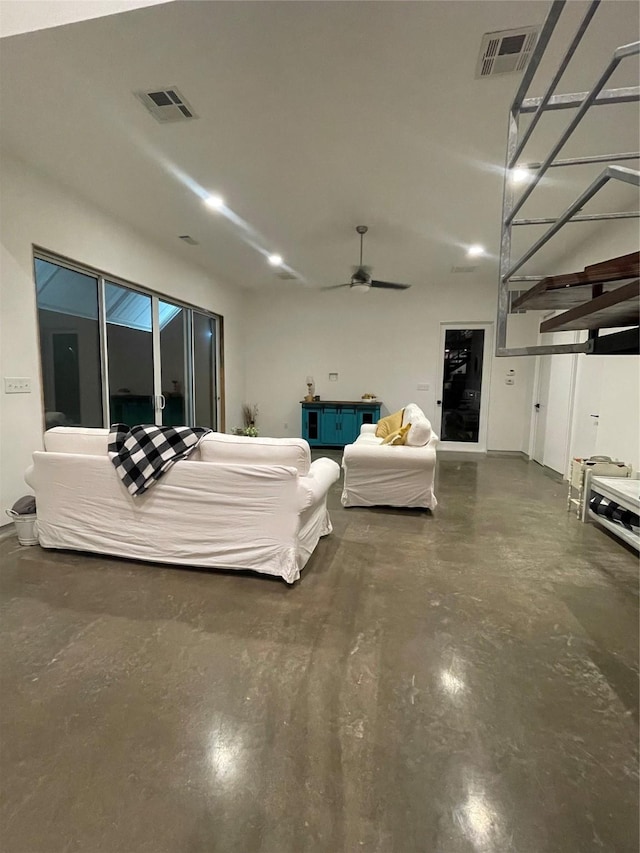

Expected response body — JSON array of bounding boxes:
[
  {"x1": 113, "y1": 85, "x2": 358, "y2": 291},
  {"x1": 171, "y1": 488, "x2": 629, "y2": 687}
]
[{"x1": 108, "y1": 424, "x2": 211, "y2": 497}]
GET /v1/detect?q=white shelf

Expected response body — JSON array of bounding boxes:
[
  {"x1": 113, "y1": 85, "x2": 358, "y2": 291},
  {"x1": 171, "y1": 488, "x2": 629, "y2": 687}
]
[
  {"x1": 588, "y1": 476, "x2": 640, "y2": 551},
  {"x1": 591, "y1": 477, "x2": 640, "y2": 511},
  {"x1": 587, "y1": 509, "x2": 639, "y2": 551}
]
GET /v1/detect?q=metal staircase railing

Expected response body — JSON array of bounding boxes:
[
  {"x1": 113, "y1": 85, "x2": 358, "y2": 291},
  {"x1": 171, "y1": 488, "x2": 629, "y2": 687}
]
[{"x1": 496, "y1": 0, "x2": 640, "y2": 357}]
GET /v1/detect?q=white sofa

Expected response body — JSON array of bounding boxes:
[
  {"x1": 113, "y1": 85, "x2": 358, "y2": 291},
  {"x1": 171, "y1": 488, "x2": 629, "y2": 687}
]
[
  {"x1": 341, "y1": 404, "x2": 438, "y2": 510},
  {"x1": 25, "y1": 427, "x2": 340, "y2": 583}
]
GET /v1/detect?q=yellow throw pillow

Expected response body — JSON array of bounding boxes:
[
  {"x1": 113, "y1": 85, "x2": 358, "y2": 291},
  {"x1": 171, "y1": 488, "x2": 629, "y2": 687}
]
[
  {"x1": 375, "y1": 409, "x2": 404, "y2": 438},
  {"x1": 381, "y1": 423, "x2": 411, "y2": 446}
]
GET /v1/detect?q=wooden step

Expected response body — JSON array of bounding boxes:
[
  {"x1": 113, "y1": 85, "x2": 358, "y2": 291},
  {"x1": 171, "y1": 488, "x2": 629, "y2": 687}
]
[
  {"x1": 539, "y1": 279, "x2": 640, "y2": 333},
  {"x1": 512, "y1": 251, "x2": 639, "y2": 311}
]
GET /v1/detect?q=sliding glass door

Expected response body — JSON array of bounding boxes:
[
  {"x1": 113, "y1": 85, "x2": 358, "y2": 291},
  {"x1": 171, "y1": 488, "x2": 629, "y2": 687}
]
[
  {"x1": 193, "y1": 311, "x2": 218, "y2": 430},
  {"x1": 105, "y1": 282, "x2": 155, "y2": 425},
  {"x1": 35, "y1": 258, "x2": 103, "y2": 428},
  {"x1": 34, "y1": 253, "x2": 222, "y2": 431},
  {"x1": 158, "y1": 301, "x2": 189, "y2": 427}
]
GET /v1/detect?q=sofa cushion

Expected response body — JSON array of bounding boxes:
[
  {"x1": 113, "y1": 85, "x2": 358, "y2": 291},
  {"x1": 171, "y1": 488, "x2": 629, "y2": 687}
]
[
  {"x1": 375, "y1": 409, "x2": 404, "y2": 439},
  {"x1": 198, "y1": 432, "x2": 311, "y2": 475},
  {"x1": 381, "y1": 423, "x2": 411, "y2": 446},
  {"x1": 44, "y1": 427, "x2": 110, "y2": 456},
  {"x1": 402, "y1": 403, "x2": 432, "y2": 447}
]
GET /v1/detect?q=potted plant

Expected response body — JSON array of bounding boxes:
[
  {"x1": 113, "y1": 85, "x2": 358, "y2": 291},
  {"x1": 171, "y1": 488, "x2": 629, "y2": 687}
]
[{"x1": 235, "y1": 403, "x2": 259, "y2": 437}]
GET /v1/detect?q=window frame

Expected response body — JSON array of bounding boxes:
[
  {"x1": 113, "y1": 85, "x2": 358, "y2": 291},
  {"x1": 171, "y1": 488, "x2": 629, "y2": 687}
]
[{"x1": 32, "y1": 247, "x2": 225, "y2": 432}]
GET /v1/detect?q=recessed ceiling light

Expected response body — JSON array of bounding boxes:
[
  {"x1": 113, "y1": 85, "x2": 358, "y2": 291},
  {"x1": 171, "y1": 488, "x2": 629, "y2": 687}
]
[
  {"x1": 204, "y1": 194, "x2": 224, "y2": 210},
  {"x1": 511, "y1": 167, "x2": 532, "y2": 185},
  {"x1": 268, "y1": 253, "x2": 283, "y2": 266},
  {"x1": 467, "y1": 245, "x2": 485, "y2": 258}
]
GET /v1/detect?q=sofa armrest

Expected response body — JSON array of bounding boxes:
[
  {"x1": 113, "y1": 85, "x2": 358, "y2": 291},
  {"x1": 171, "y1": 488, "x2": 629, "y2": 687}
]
[
  {"x1": 343, "y1": 442, "x2": 436, "y2": 471},
  {"x1": 297, "y1": 457, "x2": 340, "y2": 510},
  {"x1": 360, "y1": 423, "x2": 377, "y2": 437}
]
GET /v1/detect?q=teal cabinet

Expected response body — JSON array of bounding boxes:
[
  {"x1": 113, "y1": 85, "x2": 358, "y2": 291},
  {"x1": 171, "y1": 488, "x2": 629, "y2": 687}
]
[{"x1": 301, "y1": 401, "x2": 381, "y2": 447}]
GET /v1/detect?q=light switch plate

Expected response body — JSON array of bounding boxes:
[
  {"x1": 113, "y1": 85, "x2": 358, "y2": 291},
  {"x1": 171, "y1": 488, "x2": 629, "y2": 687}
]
[
  {"x1": 4, "y1": 377, "x2": 31, "y2": 394},
  {"x1": 329, "y1": 373, "x2": 338, "y2": 382},
  {"x1": 417, "y1": 383, "x2": 430, "y2": 391}
]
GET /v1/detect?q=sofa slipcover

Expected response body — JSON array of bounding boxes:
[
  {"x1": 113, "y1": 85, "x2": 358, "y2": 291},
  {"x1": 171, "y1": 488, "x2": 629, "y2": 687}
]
[
  {"x1": 341, "y1": 405, "x2": 437, "y2": 509},
  {"x1": 26, "y1": 428, "x2": 340, "y2": 583}
]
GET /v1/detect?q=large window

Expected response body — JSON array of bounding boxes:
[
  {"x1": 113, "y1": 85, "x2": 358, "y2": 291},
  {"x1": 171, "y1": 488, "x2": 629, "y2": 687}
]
[
  {"x1": 36, "y1": 259, "x2": 103, "y2": 428},
  {"x1": 34, "y1": 253, "x2": 222, "y2": 430}
]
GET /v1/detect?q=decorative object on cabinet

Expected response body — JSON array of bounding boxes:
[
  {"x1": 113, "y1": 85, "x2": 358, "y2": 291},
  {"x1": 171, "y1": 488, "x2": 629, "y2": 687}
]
[
  {"x1": 304, "y1": 376, "x2": 315, "y2": 403},
  {"x1": 301, "y1": 400, "x2": 382, "y2": 447},
  {"x1": 586, "y1": 474, "x2": 639, "y2": 551},
  {"x1": 567, "y1": 456, "x2": 631, "y2": 520}
]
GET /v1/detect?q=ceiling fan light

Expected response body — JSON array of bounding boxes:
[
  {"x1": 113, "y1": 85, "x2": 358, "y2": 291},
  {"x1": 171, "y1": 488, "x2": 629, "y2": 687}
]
[{"x1": 351, "y1": 283, "x2": 371, "y2": 293}]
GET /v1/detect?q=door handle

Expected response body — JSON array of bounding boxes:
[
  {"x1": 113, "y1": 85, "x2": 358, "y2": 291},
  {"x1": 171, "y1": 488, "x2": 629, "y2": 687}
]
[
  {"x1": 590, "y1": 414, "x2": 599, "y2": 418},
  {"x1": 534, "y1": 403, "x2": 541, "y2": 410},
  {"x1": 436, "y1": 400, "x2": 442, "y2": 406},
  {"x1": 157, "y1": 394, "x2": 166, "y2": 410}
]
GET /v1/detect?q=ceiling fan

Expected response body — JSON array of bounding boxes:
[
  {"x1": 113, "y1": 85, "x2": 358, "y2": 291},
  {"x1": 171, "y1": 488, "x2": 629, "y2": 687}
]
[{"x1": 323, "y1": 226, "x2": 411, "y2": 292}]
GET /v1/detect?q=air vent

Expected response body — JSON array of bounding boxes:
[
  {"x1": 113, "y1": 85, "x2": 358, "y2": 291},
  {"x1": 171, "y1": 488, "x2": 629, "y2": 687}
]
[
  {"x1": 476, "y1": 27, "x2": 539, "y2": 78},
  {"x1": 451, "y1": 265, "x2": 478, "y2": 274},
  {"x1": 276, "y1": 271, "x2": 297, "y2": 281},
  {"x1": 178, "y1": 235, "x2": 199, "y2": 246},
  {"x1": 135, "y1": 87, "x2": 198, "y2": 123}
]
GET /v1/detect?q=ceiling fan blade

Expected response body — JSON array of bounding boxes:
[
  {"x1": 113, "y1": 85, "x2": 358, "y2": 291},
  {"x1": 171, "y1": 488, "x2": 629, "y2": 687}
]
[
  {"x1": 370, "y1": 280, "x2": 411, "y2": 290},
  {"x1": 321, "y1": 283, "x2": 351, "y2": 291}
]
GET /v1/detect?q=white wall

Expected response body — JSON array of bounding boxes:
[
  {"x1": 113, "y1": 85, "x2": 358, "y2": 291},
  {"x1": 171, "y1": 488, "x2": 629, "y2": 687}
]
[
  {"x1": 570, "y1": 223, "x2": 639, "y2": 472},
  {"x1": 243, "y1": 282, "x2": 536, "y2": 452},
  {"x1": 0, "y1": 153, "x2": 246, "y2": 512}
]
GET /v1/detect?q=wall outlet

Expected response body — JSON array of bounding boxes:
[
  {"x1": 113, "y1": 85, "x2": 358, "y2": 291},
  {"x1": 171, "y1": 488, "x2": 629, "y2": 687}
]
[
  {"x1": 4, "y1": 377, "x2": 31, "y2": 394},
  {"x1": 417, "y1": 383, "x2": 430, "y2": 391},
  {"x1": 329, "y1": 373, "x2": 338, "y2": 382}
]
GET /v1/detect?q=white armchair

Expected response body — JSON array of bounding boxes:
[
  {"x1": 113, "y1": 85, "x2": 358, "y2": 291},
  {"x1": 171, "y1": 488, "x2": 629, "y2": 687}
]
[{"x1": 341, "y1": 405, "x2": 438, "y2": 509}]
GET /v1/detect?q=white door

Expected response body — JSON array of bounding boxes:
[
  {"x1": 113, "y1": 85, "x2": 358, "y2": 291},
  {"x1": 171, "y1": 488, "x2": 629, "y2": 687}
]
[
  {"x1": 435, "y1": 323, "x2": 492, "y2": 451},
  {"x1": 570, "y1": 355, "x2": 601, "y2": 460},
  {"x1": 529, "y1": 329, "x2": 579, "y2": 477},
  {"x1": 531, "y1": 354, "x2": 551, "y2": 465}
]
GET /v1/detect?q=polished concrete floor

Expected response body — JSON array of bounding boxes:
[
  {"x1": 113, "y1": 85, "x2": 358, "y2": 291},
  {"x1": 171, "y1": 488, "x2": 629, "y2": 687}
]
[{"x1": 0, "y1": 455, "x2": 638, "y2": 853}]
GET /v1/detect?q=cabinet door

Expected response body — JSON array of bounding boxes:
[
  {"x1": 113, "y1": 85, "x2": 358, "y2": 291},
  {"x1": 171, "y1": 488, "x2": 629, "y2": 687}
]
[
  {"x1": 322, "y1": 407, "x2": 340, "y2": 444},
  {"x1": 302, "y1": 406, "x2": 322, "y2": 445},
  {"x1": 339, "y1": 407, "x2": 357, "y2": 444},
  {"x1": 359, "y1": 408, "x2": 372, "y2": 427},
  {"x1": 356, "y1": 406, "x2": 379, "y2": 431}
]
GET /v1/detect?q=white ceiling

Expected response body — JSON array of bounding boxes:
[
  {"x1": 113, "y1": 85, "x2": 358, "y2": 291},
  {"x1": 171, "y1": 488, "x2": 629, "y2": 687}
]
[
  {"x1": 1, "y1": 0, "x2": 638, "y2": 292},
  {"x1": 0, "y1": 0, "x2": 174, "y2": 38}
]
